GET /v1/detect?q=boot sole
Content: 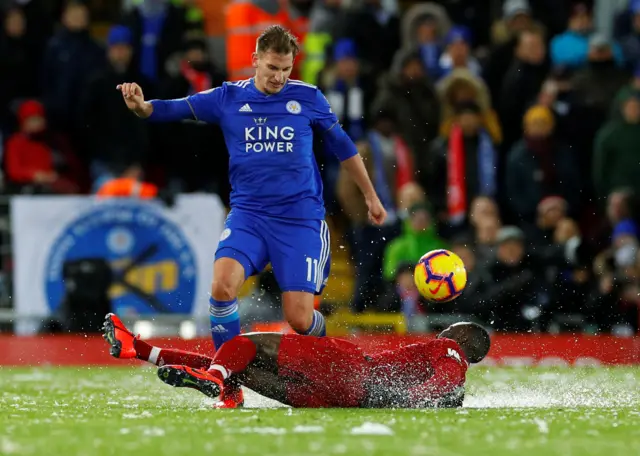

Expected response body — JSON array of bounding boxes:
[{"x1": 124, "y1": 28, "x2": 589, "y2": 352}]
[
  {"x1": 157, "y1": 366, "x2": 222, "y2": 399},
  {"x1": 101, "y1": 314, "x2": 122, "y2": 358}
]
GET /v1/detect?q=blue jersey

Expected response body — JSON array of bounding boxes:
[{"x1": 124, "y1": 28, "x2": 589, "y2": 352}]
[{"x1": 158, "y1": 78, "x2": 357, "y2": 220}]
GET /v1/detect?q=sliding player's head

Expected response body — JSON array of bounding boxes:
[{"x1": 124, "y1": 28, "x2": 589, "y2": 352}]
[
  {"x1": 437, "y1": 322, "x2": 491, "y2": 364},
  {"x1": 253, "y1": 25, "x2": 299, "y2": 95}
]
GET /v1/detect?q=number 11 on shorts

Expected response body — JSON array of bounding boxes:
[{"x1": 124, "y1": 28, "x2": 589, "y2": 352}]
[{"x1": 306, "y1": 257, "x2": 319, "y2": 283}]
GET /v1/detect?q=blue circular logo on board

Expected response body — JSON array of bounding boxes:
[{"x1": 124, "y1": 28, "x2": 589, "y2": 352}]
[{"x1": 44, "y1": 200, "x2": 197, "y2": 314}]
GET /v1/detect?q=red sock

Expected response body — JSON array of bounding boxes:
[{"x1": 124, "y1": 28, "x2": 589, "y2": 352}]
[
  {"x1": 208, "y1": 336, "x2": 257, "y2": 382},
  {"x1": 134, "y1": 339, "x2": 213, "y2": 369}
]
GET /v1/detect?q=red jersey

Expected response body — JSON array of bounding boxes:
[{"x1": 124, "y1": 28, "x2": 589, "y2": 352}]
[
  {"x1": 277, "y1": 335, "x2": 468, "y2": 408},
  {"x1": 363, "y1": 338, "x2": 468, "y2": 408}
]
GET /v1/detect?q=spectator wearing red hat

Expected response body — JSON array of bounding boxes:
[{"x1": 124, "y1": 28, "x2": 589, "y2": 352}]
[{"x1": 3, "y1": 100, "x2": 84, "y2": 194}]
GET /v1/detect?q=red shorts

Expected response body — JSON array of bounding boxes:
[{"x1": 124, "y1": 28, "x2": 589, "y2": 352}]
[{"x1": 277, "y1": 335, "x2": 369, "y2": 408}]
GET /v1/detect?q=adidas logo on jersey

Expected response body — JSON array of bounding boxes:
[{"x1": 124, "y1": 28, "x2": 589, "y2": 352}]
[
  {"x1": 211, "y1": 325, "x2": 228, "y2": 333},
  {"x1": 239, "y1": 103, "x2": 252, "y2": 112}
]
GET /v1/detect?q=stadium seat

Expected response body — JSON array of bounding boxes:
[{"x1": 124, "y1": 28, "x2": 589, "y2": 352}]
[{"x1": 325, "y1": 309, "x2": 407, "y2": 336}]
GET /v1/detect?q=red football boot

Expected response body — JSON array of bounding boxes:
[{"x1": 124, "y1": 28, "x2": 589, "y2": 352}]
[
  {"x1": 102, "y1": 313, "x2": 137, "y2": 359},
  {"x1": 212, "y1": 384, "x2": 245, "y2": 409},
  {"x1": 157, "y1": 365, "x2": 223, "y2": 399}
]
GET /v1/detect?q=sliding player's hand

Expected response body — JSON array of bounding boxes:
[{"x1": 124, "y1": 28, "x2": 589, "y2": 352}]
[
  {"x1": 116, "y1": 82, "x2": 146, "y2": 112},
  {"x1": 366, "y1": 195, "x2": 387, "y2": 226}
]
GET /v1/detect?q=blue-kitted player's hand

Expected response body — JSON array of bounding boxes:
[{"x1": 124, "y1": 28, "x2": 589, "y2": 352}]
[
  {"x1": 116, "y1": 82, "x2": 152, "y2": 118},
  {"x1": 366, "y1": 195, "x2": 387, "y2": 226}
]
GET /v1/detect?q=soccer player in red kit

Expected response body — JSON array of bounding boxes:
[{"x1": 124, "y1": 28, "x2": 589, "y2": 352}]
[{"x1": 103, "y1": 314, "x2": 490, "y2": 408}]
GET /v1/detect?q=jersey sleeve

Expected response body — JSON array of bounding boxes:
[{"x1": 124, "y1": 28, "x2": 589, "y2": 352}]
[
  {"x1": 365, "y1": 341, "x2": 467, "y2": 409},
  {"x1": 185, "y1": 84, "x2": 227, "y2": 124},
  {"x1": 404, "y1": 355, "x2": 466, "y2": 408},
  {"x1": 311, "y1": 89, "x2": 357, "y2": 162}
]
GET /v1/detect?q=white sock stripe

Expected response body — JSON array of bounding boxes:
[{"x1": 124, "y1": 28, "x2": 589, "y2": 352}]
[
  {"x1": 149, "y1": 347, "x2": 161, "y2": 365},
  {"x1": 315, "y1": 221, "x2": 327, "y2": 292},
  {"x1": 209, "y1": 364, "x2": 229, "y2": 379},
  {"x1": 316, "y1": 221, "x2": 330, "y2": 292},
  {"x1": 210, "y1": 304, "x2": 239, "y2": 318},
  {"x1": 309, "y1": 311, "x2": 325, "y2": 336}
]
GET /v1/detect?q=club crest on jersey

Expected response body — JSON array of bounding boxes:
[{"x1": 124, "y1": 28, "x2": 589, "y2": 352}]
[{"x1": 286, "y1": 100, "x2": 301, "y2": 114}]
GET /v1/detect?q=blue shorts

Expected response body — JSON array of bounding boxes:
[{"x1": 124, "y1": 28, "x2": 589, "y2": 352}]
[{"x1": 215, "y1": 210, "x2": 331, "y2": 295}]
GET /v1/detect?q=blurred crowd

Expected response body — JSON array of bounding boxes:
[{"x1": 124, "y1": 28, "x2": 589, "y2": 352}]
[{"x1": 2, "y1": 0, "x2": 640, "y2": 335}]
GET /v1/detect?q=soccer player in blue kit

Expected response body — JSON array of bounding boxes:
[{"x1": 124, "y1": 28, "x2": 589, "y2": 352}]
[{"x1": 117, "y1": 25, "x2": 387, "y2": 408}]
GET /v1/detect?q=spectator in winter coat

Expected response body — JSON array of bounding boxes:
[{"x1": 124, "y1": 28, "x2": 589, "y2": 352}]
[
  {"x1": 593, "y1": 93, "x2": 640, "y2": 200},
  {"x1": 41, "y1": 2, "x2": 105, "y2": 132},
  {"x1": 505, "y1": 105, "x2": 581, "y2": 226},
  {"x1": 430, "y1": 101, "x2": 499, "y2": 228},
  {"x1": 4, "y1": 100, "x2": 84, "y2": 194},
  {"x1": 78, "y1": 25, "x2": 151, "y2": 192},
  {"x1": 499, "y1": 25, "x2": 549, "y2": 151},
  {"x1": 371, "y1": 48, "x2": 440, "y2": 192}
]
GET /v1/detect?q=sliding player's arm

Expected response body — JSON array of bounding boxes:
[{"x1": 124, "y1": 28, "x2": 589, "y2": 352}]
[
  {"x1": 311, "y1": 89, "x2": 387, "y2": 226},
  {"x1": 402, "y1": 356, "x2": 466, "y2": 408},
  {"x1": 117, "y1": 82, "x2": 225, "y2": 123},
  {"x1": 364, "y1": 343, "x2": 466, "y2": 409}
]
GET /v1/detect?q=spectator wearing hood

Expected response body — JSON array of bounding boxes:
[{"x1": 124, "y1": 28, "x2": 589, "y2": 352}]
[
  {"x1": 371, "y1": 49, "x2": 440, "y2": 191},
  {"x1": 436, "y1": 68, "x2": 502, "y2": 145},
  {"x1": 4, "y1": 100, "x2": 84, "y2": 194},
  {"x1": 594, "y1": 92, "x2": 640, "y2": 201},
  {"x1": 398, "y1": 3, "x2": 451, "y2": 78},
  {"x1": 430, "y1": 101, "x2": 498, "y2": 228},
  {"x1": 610, "y1": 63, "x2": 640, "y2": 120}
]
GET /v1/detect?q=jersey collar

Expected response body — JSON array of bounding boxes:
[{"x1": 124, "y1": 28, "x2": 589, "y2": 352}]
[{"x1": 249, "y1": 78, "x2": 290, "y2": 97}]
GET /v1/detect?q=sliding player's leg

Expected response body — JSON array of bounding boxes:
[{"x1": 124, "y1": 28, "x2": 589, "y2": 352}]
[
  {"x1": 267, "y1": 218, "x2": 330, "y2": 336},
  {"x1": 157, "y1": 333, "x2": 287, "y2": 403},
  {"x1": 211, "y1": 210, "x2": 270, "y2": 408},
  {"x1": 103, "y1": 313, "x2": 213, "y2": 369}
]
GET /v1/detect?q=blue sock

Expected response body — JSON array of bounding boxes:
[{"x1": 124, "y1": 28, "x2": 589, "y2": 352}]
[
  {"x1": 298, "y1": 310, "x2": 326, "y2": 337},
  {"x1": 209, "y1": 296, "x2": 241, "y2": 350}
]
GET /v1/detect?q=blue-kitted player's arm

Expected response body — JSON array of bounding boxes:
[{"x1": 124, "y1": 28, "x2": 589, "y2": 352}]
[
  {"x1": 116, "y1": 82, "x2": 225, "y2": 123},
  {"x1": 311, "y1": 89, "x2": 388, "y2": 226}
]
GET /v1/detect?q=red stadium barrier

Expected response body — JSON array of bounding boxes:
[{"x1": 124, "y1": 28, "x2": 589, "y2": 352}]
[{"x1": 0, "y1": 334, "x2": 638, "y2": 366}]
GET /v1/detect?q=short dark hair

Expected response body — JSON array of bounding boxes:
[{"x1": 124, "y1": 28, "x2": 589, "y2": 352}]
[{"x1": 256, "y1": 25, "x2": 299, "y2": 58}]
